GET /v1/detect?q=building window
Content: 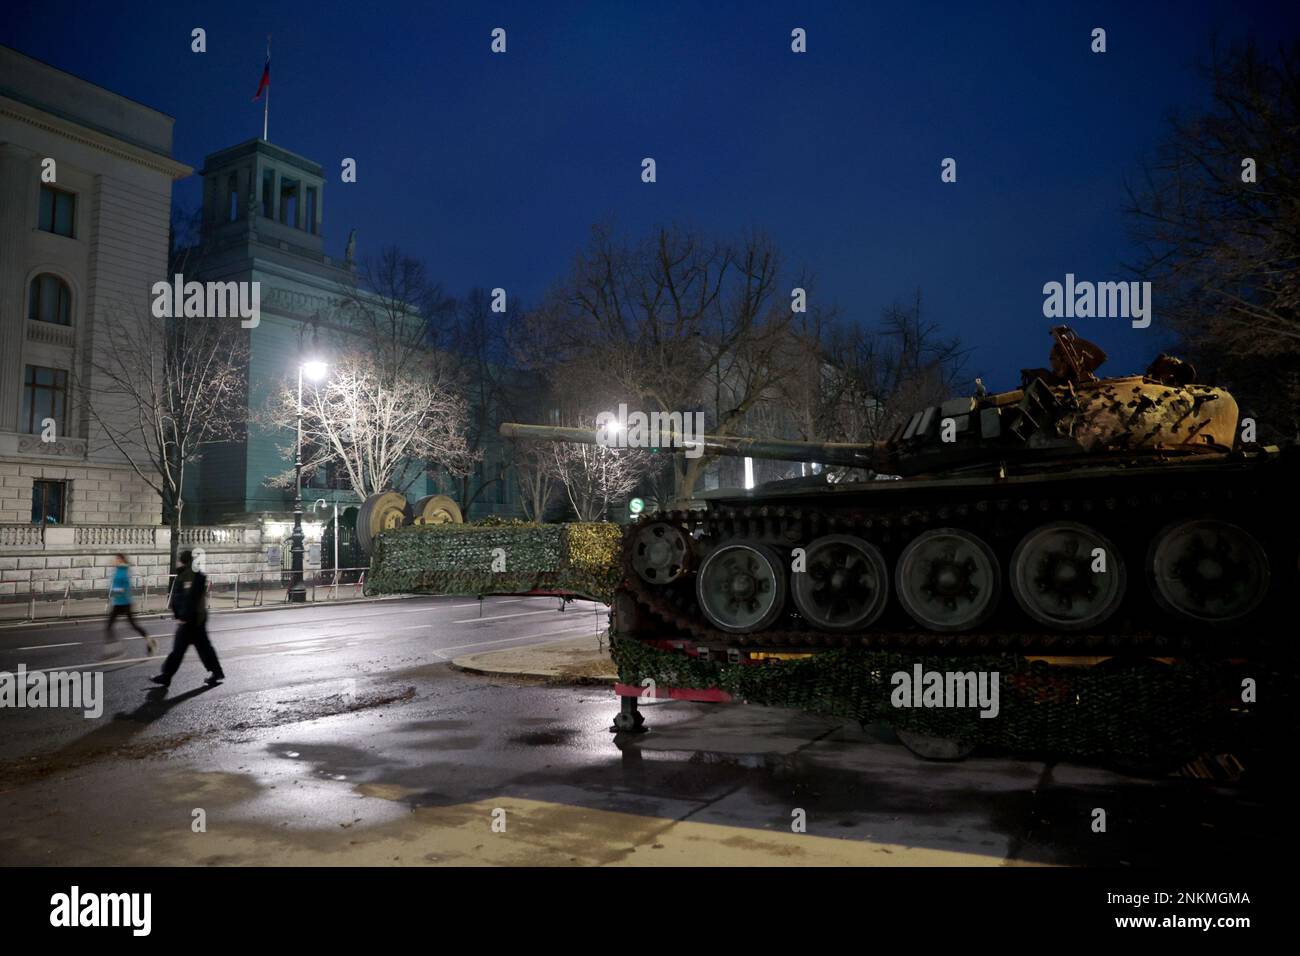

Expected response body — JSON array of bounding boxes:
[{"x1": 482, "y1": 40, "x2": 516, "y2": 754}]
[
  {"x1": 31, "y1": 480, "x2": 66, "y2": 525},
  {"x1": 27, "y1": 274, "x2": 72, "y2": 325},
  {"x1": 279, "y1": 177, "x2": 299, "y2": 226},
  {"x1": 262, "y1": 170, "x2": 274, "y2": 218},
  {"x1": 21, "y1": 365, "x2": 68, "y2": 435},
  {"x1": 228, "y1": 174, "x2": 239, "y2": 222},
  {"x1": 38, "y1": 185, "x2": 76, "y2": 238},
  {"x1": 305, "y1": 186, "x2": 318, "y2": 234}
]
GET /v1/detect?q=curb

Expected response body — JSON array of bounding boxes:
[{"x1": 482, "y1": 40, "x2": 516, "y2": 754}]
[
  {"x1": 448, "y1": 630, "x2": 618, "y2": 685},
  {"x1": 447, "y1": 660, "x2": 617, "y2": 686}
]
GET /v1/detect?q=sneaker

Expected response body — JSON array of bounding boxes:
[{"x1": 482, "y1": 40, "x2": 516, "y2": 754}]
[
  {"x1": 102, "y1": 642, "x2": 125, "y2": 660},
  {"x1": 204, "y1": 672, "x2": 225, "y2": 686},
  {"x1": 148, "y1": 675, "x2": 170, "y2": 687},
  {"x1": 145, "y1": 637, "x2": 157, "y2": 656}
]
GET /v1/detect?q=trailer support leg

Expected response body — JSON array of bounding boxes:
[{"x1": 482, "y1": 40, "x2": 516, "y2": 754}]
[{"x1": 610, "y1": 692, "x2": 647, "y2": 734}]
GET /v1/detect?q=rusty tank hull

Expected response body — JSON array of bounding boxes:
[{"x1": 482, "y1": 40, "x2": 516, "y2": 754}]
[{"x1": 502, "y1": 327, "x2": 1296, "y2": 657}]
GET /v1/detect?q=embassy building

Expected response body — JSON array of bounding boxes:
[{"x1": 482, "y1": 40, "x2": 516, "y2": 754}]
[
  {"x1": 183, "y1": 136, "x2": 533, "y2": 528},
  {"x1": 182, "y1": 136, "x2": 444, "y2": 526}
]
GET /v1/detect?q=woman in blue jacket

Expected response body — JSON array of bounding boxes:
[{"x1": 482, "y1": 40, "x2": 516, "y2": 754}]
[{"x1": 106, "y1": 553, "x2": 155, "y2": 657}]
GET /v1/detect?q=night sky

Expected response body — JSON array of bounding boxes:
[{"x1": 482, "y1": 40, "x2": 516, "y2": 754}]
[{"x1": 4, "y1": 0, "x2": 1296, "y2": 391}]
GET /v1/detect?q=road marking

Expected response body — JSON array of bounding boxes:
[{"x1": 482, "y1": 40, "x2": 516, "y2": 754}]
[
  {"x1": 452, "y1": 609, "x2": 563, "y2": 624},
  {"x1": 11, "y1": 624, "x2": 583, "y2": 675},
  {"x1": 438, "y1": 633, "x2": 578, "y2": 653},
  {"x1": 9, "y1": 632, "x2": 165, "y2": 652},
  {"x1": 20, "y1": 657, "x2": 154, "y2": 674},
  {"x1": 527, "y1": 625, "x2": 604, "y2": 641},
  {"x1": 446, "y1": 599, "x2": 527, "y2": 608},
  {"x1": 0, "y1": 597, "x2": 606, "y2": 638}
]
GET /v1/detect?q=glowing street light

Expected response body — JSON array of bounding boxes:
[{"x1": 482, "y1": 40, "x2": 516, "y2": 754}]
[{"x1": 303, "y1": 359, "x2": 328, "y2": 382}]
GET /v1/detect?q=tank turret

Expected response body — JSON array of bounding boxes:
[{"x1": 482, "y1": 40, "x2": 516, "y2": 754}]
[{"x1": 500, "y1": 328, "x2": 1240, "y2": 480}]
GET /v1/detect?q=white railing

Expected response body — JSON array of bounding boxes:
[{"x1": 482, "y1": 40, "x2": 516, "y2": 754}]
[
  {"x1": 179, "y1": 526, "x2": 255, "y2": 545},
  {"x1": 26, "y1": 319, "x2": 76, "y2": 348},
  {"x1": 74, "y1": 526, "x2": 158, "y2": 547},
  {"x1": 0, "y1": 525, "x2": 43, "y2": 547}
]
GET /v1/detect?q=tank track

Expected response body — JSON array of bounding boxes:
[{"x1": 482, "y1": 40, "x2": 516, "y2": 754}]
[{"x1": 618, "y1": 459, "x2": 1295, "y2": 657}]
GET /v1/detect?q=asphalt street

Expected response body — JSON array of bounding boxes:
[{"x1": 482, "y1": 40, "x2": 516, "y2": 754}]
[{"x1": 0, "y1": 595, "x2": 1282, "y2": 866}]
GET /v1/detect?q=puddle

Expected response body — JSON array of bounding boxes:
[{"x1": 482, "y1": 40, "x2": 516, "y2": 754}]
[{"x1": 509, "y1": 730, "x2": 580, "y2": 747}]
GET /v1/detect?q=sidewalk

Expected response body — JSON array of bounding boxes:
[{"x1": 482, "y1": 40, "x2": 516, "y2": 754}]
[{"x1": 451, "y1": 632, "x2": 617, "y2": 684}]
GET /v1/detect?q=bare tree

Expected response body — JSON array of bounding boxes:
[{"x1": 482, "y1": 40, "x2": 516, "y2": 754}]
[
  {"x1": 546, "y1": 427, "x2": 648, "y2": 521},
  {"x1": 523, "y1": 224, "x2": 799, "y2": 500},
  {"x1": 262, "y1": 350, "x2": 474, "y2": 497},
  {"x1": 445, "y1": 288, "x2": 524, "y2": 514},
  {"x1": 757, "y1": 290, "x2": 965, "y2": 463},
  {"x1": 510, "y1": 442, "x2": 557, "y2": 521},
  {"x1": 336, "y1": 245, "x2": 456, "y2": 383},
  {"x1": 1126, "y1": 38, "x2": 1300, "y2": 434},
  {"x1": 82, "y1": 308, "x2": 248, "y2": 567}
]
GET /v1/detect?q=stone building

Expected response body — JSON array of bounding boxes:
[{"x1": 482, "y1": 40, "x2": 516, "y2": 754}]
[
  {"x1": 0, "y1": 45, "x2": 191, "y2": 528},
  {"x1": 181, "y1": 137, "x2": 441, "y2": 530}
]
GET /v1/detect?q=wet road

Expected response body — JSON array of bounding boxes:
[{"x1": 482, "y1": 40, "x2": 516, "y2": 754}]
[{"x1": 0, "y1": 596, "x2": 1280, "y2": 866}]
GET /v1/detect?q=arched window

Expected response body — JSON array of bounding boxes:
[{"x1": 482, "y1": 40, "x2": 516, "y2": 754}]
[{"x1": 28, "y1": 274, "x2": 72, "y2": 326}]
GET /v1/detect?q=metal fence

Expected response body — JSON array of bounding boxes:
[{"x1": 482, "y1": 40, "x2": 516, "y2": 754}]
[{"x1": 0, "y1": 568, "x2": 370, "y2": 623}]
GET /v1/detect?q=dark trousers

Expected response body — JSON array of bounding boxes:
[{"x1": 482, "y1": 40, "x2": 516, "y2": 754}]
[
  {"x1": 106, "y1": 603, "x2": 147, "y2": 640},
  {"x1": 161, "y1": 621, "x2": 223, "y2": 679}
]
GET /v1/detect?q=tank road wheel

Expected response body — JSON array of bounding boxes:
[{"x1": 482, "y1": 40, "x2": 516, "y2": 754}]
[
  {"x1": 792, "y1": 534, "x2": 889, "y2": 632},
  {"x1": 1149, "y1": 519, "x2": 1270, "y2": 624},
  {"x1": 355, "y1": 491, "x2": 409, "y2": 556},
  {"x1": 896, "y1": 528, "x2": 1000, "y2": 632},
  {"x1": 696, "y1": 542, "x2": 787, "y2": 633},
  {"x1": 412, "y1": 494, "x2": 463, "y2": 526},
  {"x1": 1011, "y1": 521, "x2": 1126, "y2": 631},
  {"x1": 631, "y1": 522, "x2": 691, "y2": 585}
]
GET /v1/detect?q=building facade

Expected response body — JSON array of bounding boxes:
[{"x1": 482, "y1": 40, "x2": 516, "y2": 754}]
[{"x1": 0, "y1": 45, "x2": 191, "y2": 529}]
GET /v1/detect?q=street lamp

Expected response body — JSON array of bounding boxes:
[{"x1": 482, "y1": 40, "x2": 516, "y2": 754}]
[
  {"x1": 289, "y1": 357, "x2": 328, "y2": 603},
  {"x1": 314, "y1": 496, "x2": 339, "y2": 585}
]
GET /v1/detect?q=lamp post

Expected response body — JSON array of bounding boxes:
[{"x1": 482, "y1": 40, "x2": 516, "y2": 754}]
[{"x1": 290, "y1": 358, "x2": 328, "y2": 602}]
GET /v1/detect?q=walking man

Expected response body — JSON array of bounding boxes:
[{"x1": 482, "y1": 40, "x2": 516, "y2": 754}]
[
  {"x1": 150, "y1": 549, "x2": 224, "y2": 688},
  {"x1": 105, "y1": 553, "x2": 155, "y2": 657}
]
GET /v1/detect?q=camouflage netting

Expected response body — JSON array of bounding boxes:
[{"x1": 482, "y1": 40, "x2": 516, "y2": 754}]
[
  {"x1": 611, "y1": 637, "x2": 1295, "y2": 762},
  {"x1": 367, "y1": 521, "x2": 623, "y2": 602},
  {"x1": 369, "y1": 522, "x2": 1294, "y2": 762}
]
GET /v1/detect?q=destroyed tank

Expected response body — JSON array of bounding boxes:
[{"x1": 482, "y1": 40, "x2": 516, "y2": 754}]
[{"x1": 500, "y1": 328, "x2": 1297, "y2": 657}]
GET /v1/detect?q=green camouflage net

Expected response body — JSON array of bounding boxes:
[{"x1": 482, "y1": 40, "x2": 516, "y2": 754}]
[
  {"x1": 367, "y1": 522, "x2": 623, "y2": 602},
  {"x1": 612, "y1": 636, "x2": 1294, "y2": 762}
]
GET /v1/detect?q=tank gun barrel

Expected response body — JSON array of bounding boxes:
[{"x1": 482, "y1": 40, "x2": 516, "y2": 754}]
[{"x1": 498, "y1": 422, "x2": 888, "y2": 469}]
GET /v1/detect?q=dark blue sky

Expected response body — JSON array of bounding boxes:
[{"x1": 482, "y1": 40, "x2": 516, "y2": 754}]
[{"x1": 5, "y1": 0, "x2": 1296, "y2": 389}]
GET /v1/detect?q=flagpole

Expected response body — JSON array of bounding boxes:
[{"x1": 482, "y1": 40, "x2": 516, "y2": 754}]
[{"x1": 262, "y1": 35, "x2": 271, "y2": 141}]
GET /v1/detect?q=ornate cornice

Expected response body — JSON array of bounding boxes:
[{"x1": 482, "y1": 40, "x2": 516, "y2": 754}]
[{"x1": 0, "y1": 96, "x2": 192, "y2": 180}]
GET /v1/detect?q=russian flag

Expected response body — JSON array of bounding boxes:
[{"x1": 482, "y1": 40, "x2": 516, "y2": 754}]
[{"x1": 253, "y1": 53, "x2": 270, "y2": 102}]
